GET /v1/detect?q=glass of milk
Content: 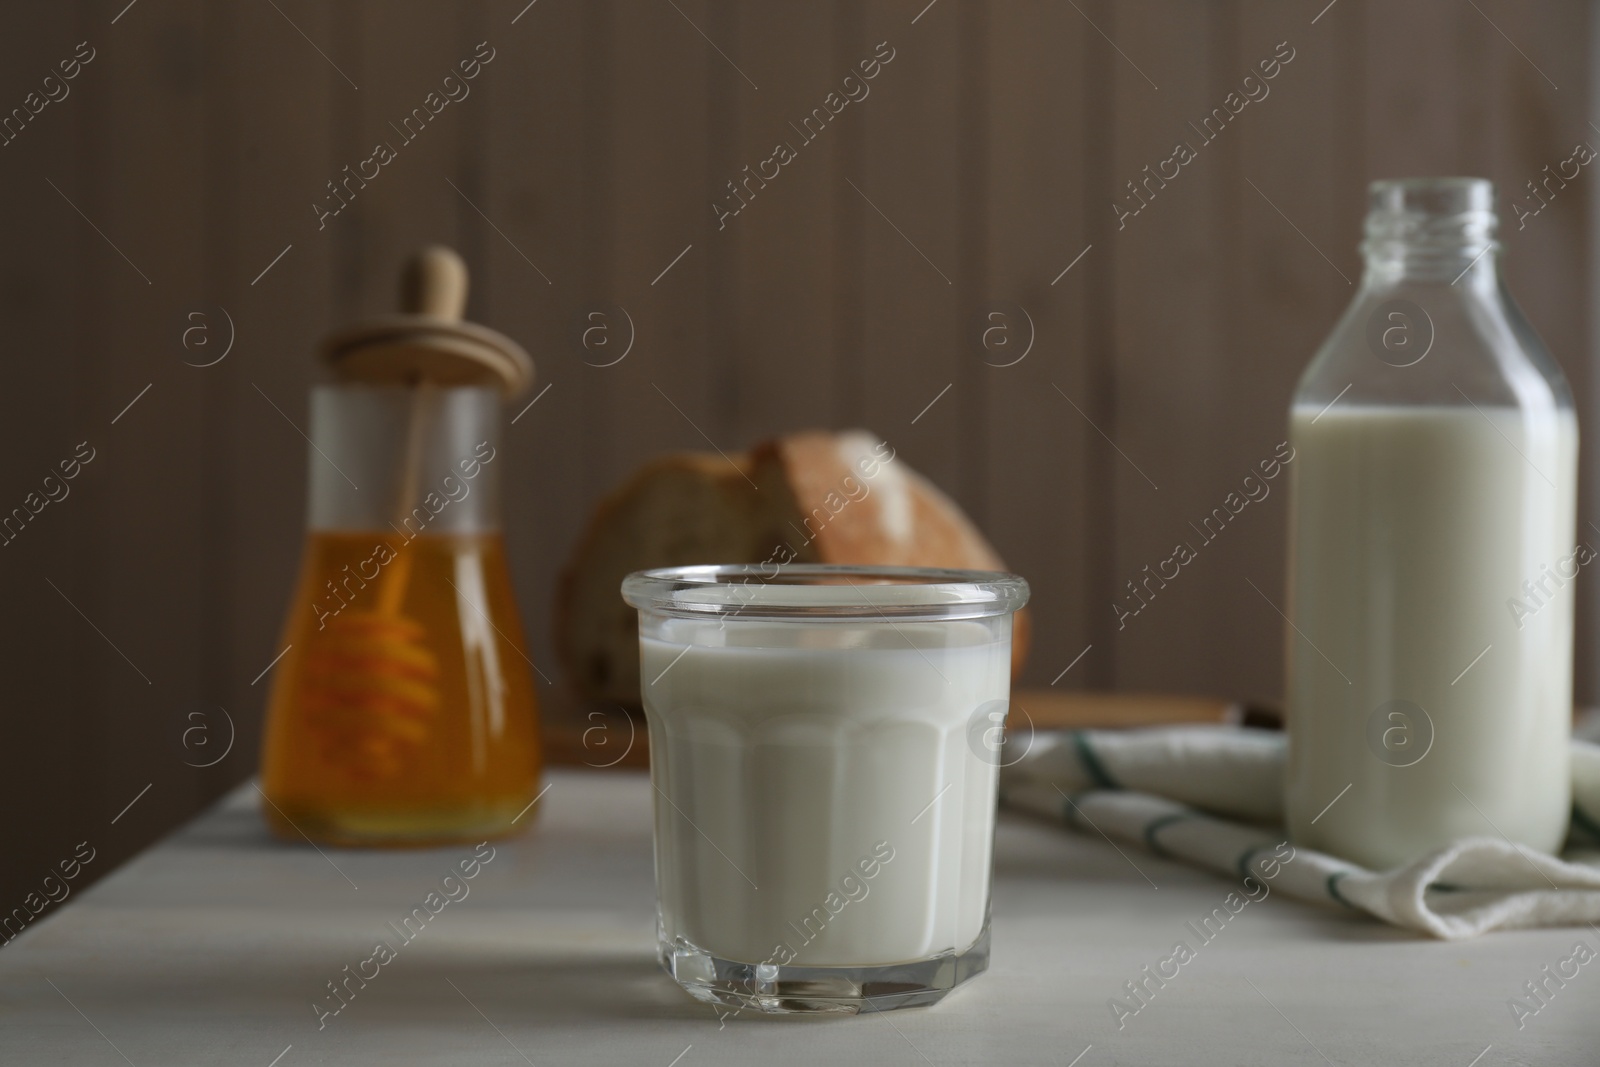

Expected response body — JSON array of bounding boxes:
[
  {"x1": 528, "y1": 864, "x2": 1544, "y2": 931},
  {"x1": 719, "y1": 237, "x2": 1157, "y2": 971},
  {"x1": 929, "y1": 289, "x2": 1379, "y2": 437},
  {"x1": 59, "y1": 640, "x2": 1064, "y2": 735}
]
[
  {"x1": 622, "y1": 564, "x2": 1029, "y2": 1014},
  {"x1": 1286, "y1": 178, "x2": 1578, "y2": 869}
]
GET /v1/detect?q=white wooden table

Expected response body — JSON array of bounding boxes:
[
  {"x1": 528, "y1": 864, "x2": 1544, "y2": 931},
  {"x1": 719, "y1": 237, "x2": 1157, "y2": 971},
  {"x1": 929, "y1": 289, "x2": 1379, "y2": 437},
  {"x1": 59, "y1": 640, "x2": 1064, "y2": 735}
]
[{"x1": 1, "y1": 769, "x2": 1590, "y2": 1065}]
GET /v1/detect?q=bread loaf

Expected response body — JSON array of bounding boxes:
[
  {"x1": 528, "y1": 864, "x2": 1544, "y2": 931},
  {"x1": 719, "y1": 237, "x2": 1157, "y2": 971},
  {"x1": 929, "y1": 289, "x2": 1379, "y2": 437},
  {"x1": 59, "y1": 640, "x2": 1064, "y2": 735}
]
[{"x1": 555, "y1": 429, "x2": 1028, "y2": 707}]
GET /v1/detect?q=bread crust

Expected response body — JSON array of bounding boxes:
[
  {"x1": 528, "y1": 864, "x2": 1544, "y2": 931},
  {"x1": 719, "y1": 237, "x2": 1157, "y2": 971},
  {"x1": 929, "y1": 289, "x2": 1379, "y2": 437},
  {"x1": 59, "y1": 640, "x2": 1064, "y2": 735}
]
[
  {"x1": 769, "y1": 430, "x2": 1005, "y2": 569},
  {"x1": 555, "y1": 430, "x2": 1028, "y2": 707}
]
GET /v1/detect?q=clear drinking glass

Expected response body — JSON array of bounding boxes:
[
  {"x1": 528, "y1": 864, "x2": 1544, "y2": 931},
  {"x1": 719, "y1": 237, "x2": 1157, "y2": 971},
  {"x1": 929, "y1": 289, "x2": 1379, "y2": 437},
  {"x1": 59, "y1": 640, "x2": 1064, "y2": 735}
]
[
  {"x1": 1285, "y1": 178, "x2": 1577, "y2": 869},
  {"x1": 621, "y1": 564, "x2": 1030, "y2": 1014}
]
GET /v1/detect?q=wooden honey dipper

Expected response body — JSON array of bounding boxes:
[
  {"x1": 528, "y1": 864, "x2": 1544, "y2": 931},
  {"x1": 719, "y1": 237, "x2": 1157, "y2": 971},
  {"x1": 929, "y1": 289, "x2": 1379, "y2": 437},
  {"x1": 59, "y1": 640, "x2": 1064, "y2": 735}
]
[{"x1": 302, "y1": 247, "x2": 535, "y2": 779}]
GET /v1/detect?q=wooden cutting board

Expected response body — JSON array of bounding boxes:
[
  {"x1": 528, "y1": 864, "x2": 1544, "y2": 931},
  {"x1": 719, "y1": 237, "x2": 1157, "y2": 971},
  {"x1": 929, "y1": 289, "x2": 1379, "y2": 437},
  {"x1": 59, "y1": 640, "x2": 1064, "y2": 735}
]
[{"x1": 539, "y1": 689, "x2": 1277, "y2": 770}]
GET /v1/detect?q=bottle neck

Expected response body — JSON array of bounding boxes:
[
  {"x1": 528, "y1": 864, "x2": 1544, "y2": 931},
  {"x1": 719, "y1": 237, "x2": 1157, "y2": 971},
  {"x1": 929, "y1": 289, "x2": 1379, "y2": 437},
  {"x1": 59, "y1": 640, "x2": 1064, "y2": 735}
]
[
  {"x1": 1359, "y1": 178, "x2": 1499, "y2": 289},
  {"x1": 1361, "y1": 241, "x2": 1500, "y2": 290}
]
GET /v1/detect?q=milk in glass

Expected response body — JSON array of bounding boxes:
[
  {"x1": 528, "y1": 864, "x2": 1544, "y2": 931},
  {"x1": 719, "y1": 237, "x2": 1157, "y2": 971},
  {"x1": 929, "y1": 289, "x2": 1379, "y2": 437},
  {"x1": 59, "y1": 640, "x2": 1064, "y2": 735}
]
[{"x1": 623, "y1": 565, "x2": 1028, "y2": 1014}]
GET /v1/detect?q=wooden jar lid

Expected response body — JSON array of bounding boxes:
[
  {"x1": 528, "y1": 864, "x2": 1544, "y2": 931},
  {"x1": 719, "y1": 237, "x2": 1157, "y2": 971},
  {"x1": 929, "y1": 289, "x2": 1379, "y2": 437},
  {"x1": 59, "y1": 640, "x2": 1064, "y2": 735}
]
[{"x1": 320, "y1": 246, "x2": 535, "y2": 396}]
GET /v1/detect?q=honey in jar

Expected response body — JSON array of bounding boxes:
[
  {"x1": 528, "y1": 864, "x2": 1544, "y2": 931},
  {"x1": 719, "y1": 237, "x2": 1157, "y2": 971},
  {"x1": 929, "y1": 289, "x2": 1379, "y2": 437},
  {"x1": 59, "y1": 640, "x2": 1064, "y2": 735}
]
[{"x1": 260, "y1": 248, "x2": 542, "y2": 846}]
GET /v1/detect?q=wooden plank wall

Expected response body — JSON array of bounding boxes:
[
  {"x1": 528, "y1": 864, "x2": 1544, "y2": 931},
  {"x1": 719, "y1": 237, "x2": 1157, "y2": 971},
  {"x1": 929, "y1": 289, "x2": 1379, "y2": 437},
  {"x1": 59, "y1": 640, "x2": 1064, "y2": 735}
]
[{"x1": 0, "y1": 0, "x2": 1592, "y2": 908}]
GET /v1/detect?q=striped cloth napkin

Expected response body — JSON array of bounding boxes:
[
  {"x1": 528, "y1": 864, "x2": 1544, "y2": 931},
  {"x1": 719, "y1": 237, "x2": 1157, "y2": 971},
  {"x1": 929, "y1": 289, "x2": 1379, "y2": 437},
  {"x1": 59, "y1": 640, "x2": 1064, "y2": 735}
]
[{"x1": 999, "y1": 725, "x2": 1600, "y2": 939}]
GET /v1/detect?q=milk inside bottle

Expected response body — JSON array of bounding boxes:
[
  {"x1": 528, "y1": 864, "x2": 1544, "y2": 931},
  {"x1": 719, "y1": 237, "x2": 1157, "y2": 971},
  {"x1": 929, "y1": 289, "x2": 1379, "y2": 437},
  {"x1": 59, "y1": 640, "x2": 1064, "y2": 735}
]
[{"x1": 1285, "y1": 178, "x2": 1577, "y2": 870}]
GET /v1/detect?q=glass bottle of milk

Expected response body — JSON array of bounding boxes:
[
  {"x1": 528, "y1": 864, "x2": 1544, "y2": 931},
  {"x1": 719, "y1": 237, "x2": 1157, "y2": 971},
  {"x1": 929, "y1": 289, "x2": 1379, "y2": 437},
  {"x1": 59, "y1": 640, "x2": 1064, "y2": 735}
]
[{"x1": 1286, "y1": 178, "x2": 1578, "y2": 870}]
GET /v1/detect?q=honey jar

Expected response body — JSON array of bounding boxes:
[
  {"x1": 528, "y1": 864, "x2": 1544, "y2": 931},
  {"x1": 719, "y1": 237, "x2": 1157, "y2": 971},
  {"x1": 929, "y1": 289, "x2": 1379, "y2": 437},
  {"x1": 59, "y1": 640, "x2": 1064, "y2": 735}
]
[{"x1": 260, "y1": 247, "x2": 543, "y2": 846}]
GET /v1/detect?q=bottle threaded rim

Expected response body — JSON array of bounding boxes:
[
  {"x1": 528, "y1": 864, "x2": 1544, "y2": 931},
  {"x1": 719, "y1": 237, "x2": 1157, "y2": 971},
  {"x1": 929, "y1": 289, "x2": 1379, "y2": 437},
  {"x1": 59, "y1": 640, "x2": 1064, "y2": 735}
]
[{"x1": 1362, "y1": 177, "x2": 1498, "y2": 256}]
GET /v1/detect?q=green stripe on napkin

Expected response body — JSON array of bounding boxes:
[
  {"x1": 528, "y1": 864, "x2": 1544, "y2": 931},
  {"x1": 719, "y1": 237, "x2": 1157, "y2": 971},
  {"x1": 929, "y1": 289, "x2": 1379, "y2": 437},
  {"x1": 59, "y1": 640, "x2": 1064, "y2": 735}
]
[
  {"x1": 1143, "y1": 812, "x2": 1194, "y2": 858},
  {"x1": 1071, "y1": 731, "x2": 1121, "y2": 790},
  {"x1": 1326, "y1": 871, "x2": 1359, "y2": 910}
]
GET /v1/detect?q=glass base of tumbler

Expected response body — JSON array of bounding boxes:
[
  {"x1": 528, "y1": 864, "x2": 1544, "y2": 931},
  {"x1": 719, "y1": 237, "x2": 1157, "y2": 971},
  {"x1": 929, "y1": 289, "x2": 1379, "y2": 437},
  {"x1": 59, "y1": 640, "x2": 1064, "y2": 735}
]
[{"x1": 658, "y1": 921, "x2": 990, "y2": 1015}]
